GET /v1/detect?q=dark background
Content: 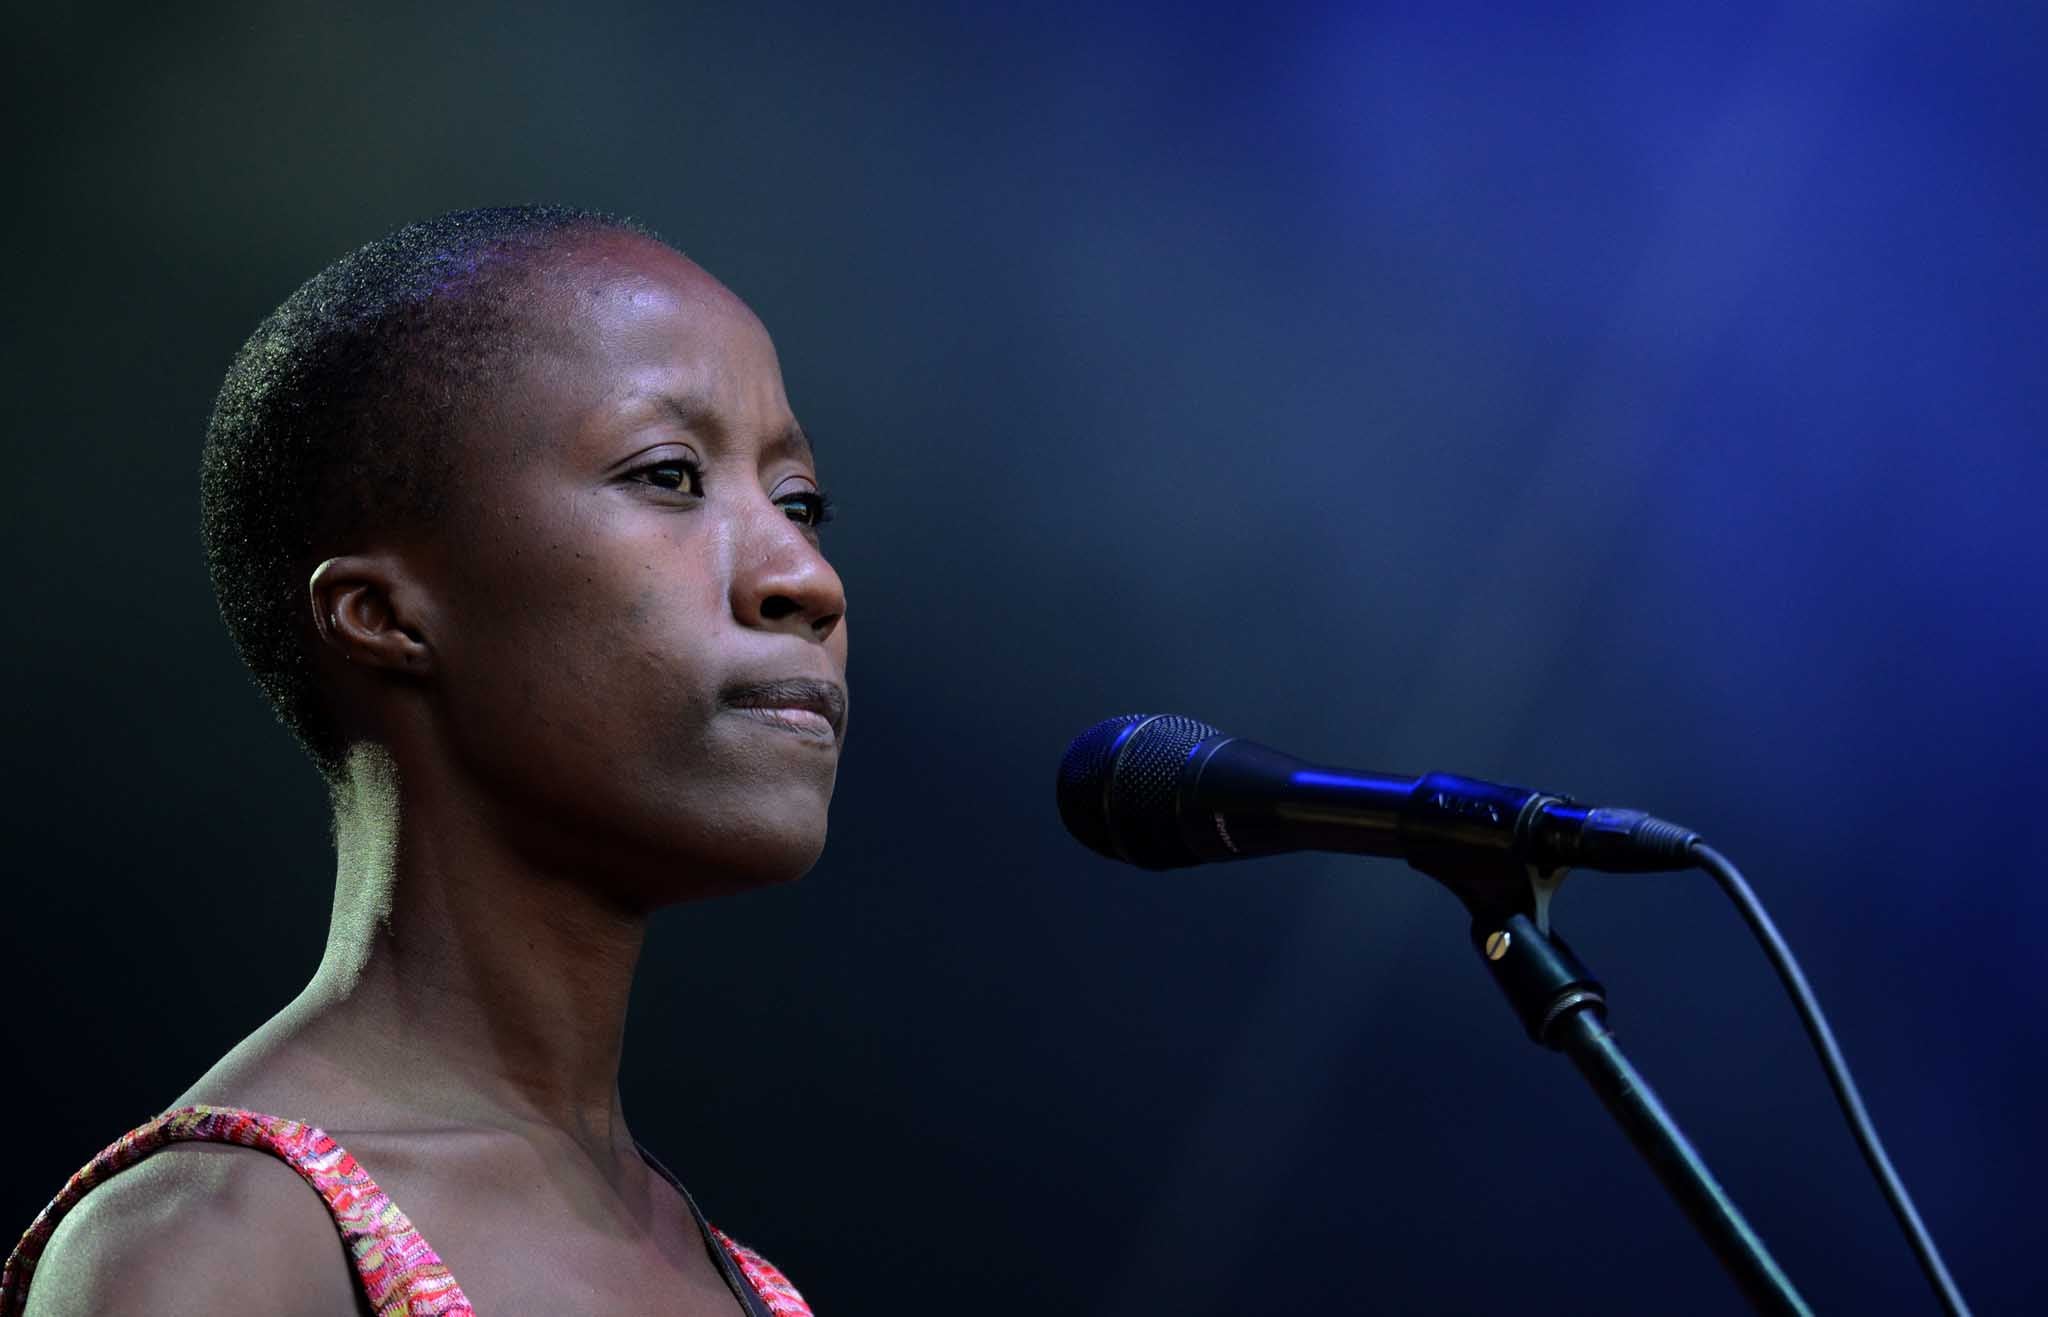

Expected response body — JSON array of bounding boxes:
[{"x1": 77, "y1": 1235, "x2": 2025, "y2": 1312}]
[{"x1": 6, "y1": 2, "x2": 2042, "y2": 1313}]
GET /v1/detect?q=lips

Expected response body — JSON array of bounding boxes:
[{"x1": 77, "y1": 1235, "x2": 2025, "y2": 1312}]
[{"x1": 720, "y1": 677, "x2": 847, "y2": 741}]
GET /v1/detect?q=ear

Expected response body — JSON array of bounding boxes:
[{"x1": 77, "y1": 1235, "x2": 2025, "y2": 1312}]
[{"x1": 309, "y1": 555, "x2": 436, "y2": 676}]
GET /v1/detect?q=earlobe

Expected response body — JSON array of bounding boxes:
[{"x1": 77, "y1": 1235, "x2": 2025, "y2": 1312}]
[{"x1": 309, "y1": 556, "x2": 434, "y2": 675}]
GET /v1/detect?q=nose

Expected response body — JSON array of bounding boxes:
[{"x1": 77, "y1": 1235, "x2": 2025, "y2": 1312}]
[{"x1": 731, "y1": 498, "x2": 845, "y2": 642}]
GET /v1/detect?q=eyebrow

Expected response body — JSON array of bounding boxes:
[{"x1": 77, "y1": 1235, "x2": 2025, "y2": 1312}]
[{"x1": 654, "y1": 392, "x2": 814, "y2": 462}]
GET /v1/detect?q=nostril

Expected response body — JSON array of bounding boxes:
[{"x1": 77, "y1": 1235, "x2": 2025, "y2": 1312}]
[{"x1": 760, "y1": 595, "x2": 801, "y2": 621}]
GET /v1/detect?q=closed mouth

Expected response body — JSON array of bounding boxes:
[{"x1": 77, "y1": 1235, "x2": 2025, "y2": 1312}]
[{"x1": 720, "y1": 677, "x2": 847, "y2": 740}]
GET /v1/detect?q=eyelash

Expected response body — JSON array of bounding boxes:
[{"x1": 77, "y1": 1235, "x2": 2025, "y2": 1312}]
[{"x1": 631, "y1": 459, "x2": 835, "y2": 529}]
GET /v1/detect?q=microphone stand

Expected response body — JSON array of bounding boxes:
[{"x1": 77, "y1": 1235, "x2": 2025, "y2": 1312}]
[{"x1": 1432, "y1": 865, "x2": 1812, "y2": 1316}]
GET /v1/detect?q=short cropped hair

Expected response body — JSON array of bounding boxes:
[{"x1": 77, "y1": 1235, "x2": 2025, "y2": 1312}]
[{"x1": 199, "y1": 204, "x2": 661, "y2": 782}]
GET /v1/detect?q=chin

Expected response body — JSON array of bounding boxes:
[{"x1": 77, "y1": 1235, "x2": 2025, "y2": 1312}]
[
  {"x1": 643, "y1": 794, "x2": 833, "y2": 907},
  {"x1": 719, "y1": 824, "x2": 830, "y2": 890}
]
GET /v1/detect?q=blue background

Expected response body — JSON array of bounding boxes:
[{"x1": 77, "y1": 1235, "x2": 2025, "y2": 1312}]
[{"x1": 5, "y1": 2, "x2": 2041, "y2": 1311}]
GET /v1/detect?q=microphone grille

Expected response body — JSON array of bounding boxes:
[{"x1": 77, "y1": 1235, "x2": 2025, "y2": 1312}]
[{"x1": 1057, "y1": 713, "x2": 1222, "y2": 868}]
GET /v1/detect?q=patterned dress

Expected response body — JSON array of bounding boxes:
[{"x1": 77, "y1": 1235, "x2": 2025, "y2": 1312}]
[{"x1": 0, "y1": 1105, "x2": 813, "y2": 1316}]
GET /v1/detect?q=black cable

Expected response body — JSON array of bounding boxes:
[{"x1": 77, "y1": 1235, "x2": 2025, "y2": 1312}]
[{"x1": 1690, "y1": 842, "x2": 1971, "y2": 1317}]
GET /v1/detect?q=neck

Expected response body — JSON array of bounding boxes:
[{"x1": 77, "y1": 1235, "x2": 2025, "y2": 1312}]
[{"x1": 296, "y1": 745, "x2": 648, "y2": 1161}]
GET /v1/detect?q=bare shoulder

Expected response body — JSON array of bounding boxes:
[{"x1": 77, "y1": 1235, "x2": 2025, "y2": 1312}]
[{"x1": 20, "y1": 1142, "x2": 361, "y2": 1317}]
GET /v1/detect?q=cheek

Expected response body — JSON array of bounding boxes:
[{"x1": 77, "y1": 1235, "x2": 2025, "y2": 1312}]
[
  {"x1": 440, "y1": 524, "x2": 731, "y2": 769},
  {"x1": 428, "y1": 512, "x2": 839, "y2": 891}
]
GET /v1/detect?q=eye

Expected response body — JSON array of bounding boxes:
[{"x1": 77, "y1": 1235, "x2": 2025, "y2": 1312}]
[
  {"x1": 776, "y1": 489, "x2": 836, "y2": 529},
  {"x1": 631, "y1": 457, "x2": 704, "y2": 496}
]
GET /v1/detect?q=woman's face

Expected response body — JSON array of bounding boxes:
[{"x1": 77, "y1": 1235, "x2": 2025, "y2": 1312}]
[{"x1": 416, "y1": 231, "x2": 849, "y2": 908}]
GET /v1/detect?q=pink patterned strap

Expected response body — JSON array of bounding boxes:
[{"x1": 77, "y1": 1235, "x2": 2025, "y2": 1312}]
[
  {"x1": 0, "y1": 1105, "x2": 473, "y2": 1316},
  {"x1": 713, "y1": 1228, "x2": 816, "y2": 1316},
  {"x1": 2, "y1": 1106, "x2": 812, "y2": 1316}
]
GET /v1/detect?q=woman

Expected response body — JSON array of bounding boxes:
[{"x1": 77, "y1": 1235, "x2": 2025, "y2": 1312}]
[{"x1": 2, "y1": 206, "x2": 843, "y2": 1315}]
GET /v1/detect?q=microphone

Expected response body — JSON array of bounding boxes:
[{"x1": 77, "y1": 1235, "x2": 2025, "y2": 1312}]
[{"x1": 1057, "y1": 714, "x2": 1699, "y2": 875}]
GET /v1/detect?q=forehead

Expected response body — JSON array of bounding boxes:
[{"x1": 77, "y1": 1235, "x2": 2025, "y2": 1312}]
[
  {"x1": 545, "y1": 231, "x2": 755, "y2": 336},
  {"x1": 497, "y1": 233, "x2": 795, "y2": 460}
]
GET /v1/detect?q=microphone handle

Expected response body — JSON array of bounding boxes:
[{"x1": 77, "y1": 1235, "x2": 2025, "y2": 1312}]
[
  {"x1": 1182, "y1": 736, "x2": 1545, "y2": 866},
  {"x1": 1181, "y1": 735, "x2": 1698, "y2": 875}
]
